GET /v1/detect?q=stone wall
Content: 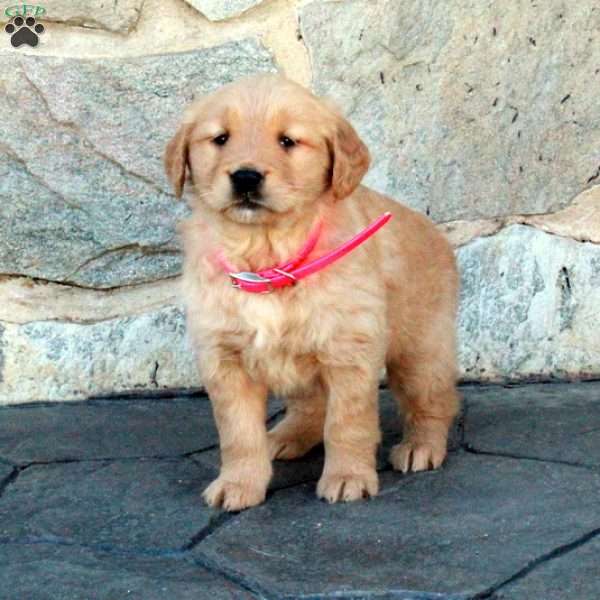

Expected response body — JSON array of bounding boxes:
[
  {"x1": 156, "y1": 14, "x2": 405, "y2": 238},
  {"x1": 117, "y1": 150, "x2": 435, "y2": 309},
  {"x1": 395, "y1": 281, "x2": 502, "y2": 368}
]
[{"x1": 1, "y1": 0, "x2": 599, "y2": 403}]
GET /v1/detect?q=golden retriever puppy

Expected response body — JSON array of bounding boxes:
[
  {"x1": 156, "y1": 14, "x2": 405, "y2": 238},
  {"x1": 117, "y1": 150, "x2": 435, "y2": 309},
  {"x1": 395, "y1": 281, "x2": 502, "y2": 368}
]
[{"x1": 164, "y1": 74, "x2": 459, "y2": 512}]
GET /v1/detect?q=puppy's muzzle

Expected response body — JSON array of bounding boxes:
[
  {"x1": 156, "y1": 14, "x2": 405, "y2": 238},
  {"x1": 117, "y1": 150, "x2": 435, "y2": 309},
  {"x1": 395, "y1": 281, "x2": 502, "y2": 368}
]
[{"x1": 230, "y1": 168, "x2": 264, "y2": 197}]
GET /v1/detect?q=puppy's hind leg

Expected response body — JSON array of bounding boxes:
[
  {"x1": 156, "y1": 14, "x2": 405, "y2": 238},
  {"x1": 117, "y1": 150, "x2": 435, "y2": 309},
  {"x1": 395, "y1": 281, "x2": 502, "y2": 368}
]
[
  {"x1": 268, "y1": 380, "x2": 326, "y2": 460},
  {"x1": 387, "y1": 332, "x2": 460, "y2": 473}
]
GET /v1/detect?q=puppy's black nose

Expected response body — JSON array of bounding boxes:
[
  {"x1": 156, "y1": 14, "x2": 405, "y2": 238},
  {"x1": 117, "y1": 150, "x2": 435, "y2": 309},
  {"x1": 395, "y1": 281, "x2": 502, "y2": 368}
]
[{"x1": 230, "y1": 169, "x2": 264, "y2": 195}]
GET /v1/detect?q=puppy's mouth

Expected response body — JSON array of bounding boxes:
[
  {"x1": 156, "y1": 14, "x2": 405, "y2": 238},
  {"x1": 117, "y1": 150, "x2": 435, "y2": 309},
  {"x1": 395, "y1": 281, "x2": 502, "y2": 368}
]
[{"x1": 232, "y1": 192, "x2": 270, "y2": 211}]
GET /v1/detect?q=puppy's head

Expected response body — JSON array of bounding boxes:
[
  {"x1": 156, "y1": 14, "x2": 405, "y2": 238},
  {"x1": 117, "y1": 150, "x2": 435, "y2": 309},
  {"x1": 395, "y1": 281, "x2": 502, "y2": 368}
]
[{"x1": 164, "y1": 74, "x2": 370, "y2": 225}]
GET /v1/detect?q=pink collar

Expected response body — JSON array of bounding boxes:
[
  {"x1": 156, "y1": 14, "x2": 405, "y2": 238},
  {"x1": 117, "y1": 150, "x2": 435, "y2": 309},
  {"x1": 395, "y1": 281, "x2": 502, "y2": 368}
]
[{"x1": 217, "y1": 212, "x2": 392, "y2": 294}]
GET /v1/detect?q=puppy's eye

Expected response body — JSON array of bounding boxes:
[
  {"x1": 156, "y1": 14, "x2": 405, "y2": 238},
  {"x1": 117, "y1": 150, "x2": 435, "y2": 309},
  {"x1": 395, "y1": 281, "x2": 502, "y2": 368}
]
[
  {"x1": 279, "y1": 135, "x2": 296, "y2": 149},
  {"x1": 212, "y1": 133, "x2": 229, "y2": 146}
]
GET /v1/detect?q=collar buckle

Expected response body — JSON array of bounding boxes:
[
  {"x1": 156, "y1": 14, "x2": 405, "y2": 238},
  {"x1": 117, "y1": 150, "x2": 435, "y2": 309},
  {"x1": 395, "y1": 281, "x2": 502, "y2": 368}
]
[{"x1": 229, "y1": 271, "x2": 274, "y2": 294}]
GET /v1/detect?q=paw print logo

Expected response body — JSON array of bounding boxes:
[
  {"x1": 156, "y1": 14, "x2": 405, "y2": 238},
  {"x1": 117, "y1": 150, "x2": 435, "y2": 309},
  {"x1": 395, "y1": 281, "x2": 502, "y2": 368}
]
[{"x1": 5, "y1": 16, "x2": 45, "y2": 48}]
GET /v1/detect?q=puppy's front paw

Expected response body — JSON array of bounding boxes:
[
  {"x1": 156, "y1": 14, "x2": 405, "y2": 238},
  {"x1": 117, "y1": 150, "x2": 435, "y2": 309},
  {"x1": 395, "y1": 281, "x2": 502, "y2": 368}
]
[
  {"x1": 317, "y1": 469, "x2": 378, "y2": 503},
  {"x1": 389, "y1": 440, "x2": 447, "y2": 473},
  {"x1": 203, "y1": 477, "x2": 267, "y2": 512}
]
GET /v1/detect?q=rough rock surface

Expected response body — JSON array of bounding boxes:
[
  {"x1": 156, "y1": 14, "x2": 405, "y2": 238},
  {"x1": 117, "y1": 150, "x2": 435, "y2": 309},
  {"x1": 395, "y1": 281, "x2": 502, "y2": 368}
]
[
  {"x1": 0, "y1": 42, "x2": 275, "y2": 289},
  {"x1": 2, "y1": 1, "x2": 599, "y2": 401},
  {"x1": 463, "y1": 382, "x2": 600, "y2": 467},
  {"x1": 1, "y1": 1, "x2": 145, "y2": 33},
  {"x1": 439, "y1": 218, "x2": 503, "y2": 248},
  {"x1": 184, "y1": 0, "x2": 264, "y2": 21},
  {"x1": 458, "y1": 225, "x2": 600, "y2": 381},
  {"x1": 300, "y1": 0, "x2": 600, "y2": 222},
  {"x1": 498, "y1": 536, "x2": 600, "y2": 600},
  {"x1": 1, "y1": 384, "x2": 600, "y2": 599},
  {"x1": 0, "y1": 277, "x2": 179, "y2": 324},
  {"x1": 0, "y1": 544, "x2": 254, "y2": 600},
  {"x1": 0, "y1": 459, "x2": 216, "y2": 549},
  {"x1": 3, "y1": 224, "x2": 600, "y2": 402},
  {"x1": 196, "y1": 455, "x2": 600, "y2": 597},
  {"x1": 0, "y1": 396, "x2": 218, "y2": 462},
  {"x1": 0, "y1": 305, "x2": 201, "y2": 404},
  {"x1": 519, "y1": 185, "x2": 600, "y2": 243}
]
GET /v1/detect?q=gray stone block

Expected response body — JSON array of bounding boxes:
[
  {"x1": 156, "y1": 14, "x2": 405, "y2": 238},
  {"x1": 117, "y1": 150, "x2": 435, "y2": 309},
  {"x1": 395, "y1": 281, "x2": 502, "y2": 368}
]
[
  {"x1": 0, "y1": 384, "x2": 599, "y2": 598},
  {"x1": 0, "y1": 543, "x2": 254, "y2": 600},
  {"x1": 463, "y1": 382, "x2": 600, "y2": 467},
  {"x1": 0, "y1": 459, "x2": 216, "y2": 550},
  {"x1": 457, "y1": 225, "x2": 600, "y2": 381},
  {"x1": 195, "y1": 454, "x2": 600, "y2": 597},
  {"x1": 184, "y1": 0, "x2": 264, "y2": 21},
  {"x1": 0, "y1": 462, "x2": 15, "y2": 485},
  {"x1": 0, "y1": 305, "x2": 201, "y2": 403},
  {"x1": 301, "y1": 1, "x2": 600, "y2": 222},
  {"x1": 1, "y1": 1, "x2": 145, "y2": 33},
  {"x1": 496, "y1": 534, "x2": 600, "y2": 600},
  {"x1": 0, "y1": 395, "x2": 286, "y2": 464},
  {"x1": 0, "y1": 42, "x2": 275, "y2": 288},
  {"x1": 0, "y1": 396, "x2": 216, "y2": 464}
]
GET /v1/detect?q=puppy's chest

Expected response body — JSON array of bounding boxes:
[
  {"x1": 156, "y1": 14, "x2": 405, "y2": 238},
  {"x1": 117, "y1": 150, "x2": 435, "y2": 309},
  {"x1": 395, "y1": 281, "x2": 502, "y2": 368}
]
[{"x1": 234, "y1": 296, "x2": 328, "y2": 392}]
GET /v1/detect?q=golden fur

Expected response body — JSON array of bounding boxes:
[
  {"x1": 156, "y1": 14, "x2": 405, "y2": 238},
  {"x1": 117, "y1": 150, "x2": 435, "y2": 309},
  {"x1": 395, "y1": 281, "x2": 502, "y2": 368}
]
[{"x1": 164, "y1": 75, "x2": 460, "y2": 511}]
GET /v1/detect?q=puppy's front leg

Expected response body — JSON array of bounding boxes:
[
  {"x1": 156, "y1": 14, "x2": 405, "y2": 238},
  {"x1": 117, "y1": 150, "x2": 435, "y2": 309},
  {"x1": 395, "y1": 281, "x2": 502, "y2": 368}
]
[
  {"x1": 317, "y1": 367, "x2": 381, "y2": 503},
  {"x1": 202, "y1": 361, "x2": 272, "y2": 512}
]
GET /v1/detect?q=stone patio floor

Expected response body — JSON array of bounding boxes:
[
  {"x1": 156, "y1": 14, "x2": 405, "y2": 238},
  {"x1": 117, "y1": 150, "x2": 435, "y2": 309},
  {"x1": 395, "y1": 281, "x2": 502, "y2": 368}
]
[{"x1": 0, "y1": 382, "x2": 599, "y2": 599}]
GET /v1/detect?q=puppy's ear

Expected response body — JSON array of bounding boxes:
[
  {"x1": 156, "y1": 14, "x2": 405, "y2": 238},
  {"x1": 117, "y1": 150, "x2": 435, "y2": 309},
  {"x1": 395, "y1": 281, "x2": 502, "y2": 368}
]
[
  {"x1": 329, "y1": 116, "x2": 370, "y2": 200},
  {"x1": 164, "y1": 123, "x2": 192, "y2": 199}
]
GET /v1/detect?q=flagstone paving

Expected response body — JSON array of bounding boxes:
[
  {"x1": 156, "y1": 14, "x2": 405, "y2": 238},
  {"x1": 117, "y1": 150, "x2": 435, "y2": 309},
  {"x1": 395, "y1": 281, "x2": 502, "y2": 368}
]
[{"x1": 1, "y1": 383, "x2": 599, "y2": 599}]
